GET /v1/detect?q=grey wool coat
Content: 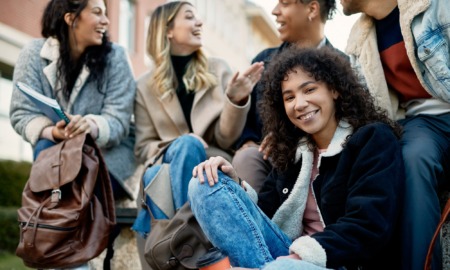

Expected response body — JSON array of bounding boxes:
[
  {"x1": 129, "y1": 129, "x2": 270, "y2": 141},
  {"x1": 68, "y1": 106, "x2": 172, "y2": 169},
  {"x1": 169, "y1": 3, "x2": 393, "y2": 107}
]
[{"x1": 10, "y1": 38, "x2": 137, "y2": 198}]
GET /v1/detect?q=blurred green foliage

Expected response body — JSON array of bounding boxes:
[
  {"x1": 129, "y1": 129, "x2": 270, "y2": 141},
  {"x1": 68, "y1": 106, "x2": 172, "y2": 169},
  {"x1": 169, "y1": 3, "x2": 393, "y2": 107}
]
[
  {"x1": 0, "y1": 160, "x2": 31, "y2": 206},
  {"x1": 0, "y1": 207, "x2": 20, "y2": 253},
  {"x1": 0, "y1": 160, "x2": 31, "y2": 256}
]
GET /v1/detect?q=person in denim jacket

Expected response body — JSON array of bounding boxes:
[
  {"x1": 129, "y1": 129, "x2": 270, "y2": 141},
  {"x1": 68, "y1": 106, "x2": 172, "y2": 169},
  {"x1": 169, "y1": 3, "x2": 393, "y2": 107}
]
[
  {"x1": 188, "y1": 47, "x2": 405, "y2": 269},
  {"x1": 342, "y1": 0, "x2": 450, "y2": 268}
]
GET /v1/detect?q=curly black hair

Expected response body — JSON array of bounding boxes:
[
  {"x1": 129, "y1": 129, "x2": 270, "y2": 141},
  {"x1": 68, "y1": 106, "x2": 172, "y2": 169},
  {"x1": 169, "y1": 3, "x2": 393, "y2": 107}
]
[
  {"x1": 259, "y1": 47, "x2": 402, "y2": 171},
  {"x1": 41, "y1": 0, "x2": 112, "y2": 100}
]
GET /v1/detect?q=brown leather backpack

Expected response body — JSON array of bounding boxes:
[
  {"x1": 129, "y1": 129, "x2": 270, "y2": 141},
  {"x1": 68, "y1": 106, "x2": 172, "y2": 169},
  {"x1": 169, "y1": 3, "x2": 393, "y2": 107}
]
[{"x1": 16, "y1": 133, "x2": 116, "y2": 269}]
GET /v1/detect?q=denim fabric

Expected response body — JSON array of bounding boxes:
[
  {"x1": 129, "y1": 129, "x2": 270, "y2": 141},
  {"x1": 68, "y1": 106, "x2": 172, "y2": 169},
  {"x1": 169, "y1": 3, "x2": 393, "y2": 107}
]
[
  {"x1": 132, "y1": 135, "x2": 207, "y2": 237},
  {"x1": 261, "y1": 258, "x2": 327, "y2": 270},
  {"x1": 188, "y1": 171, "x2": 292, "y2": 268},
  {"x1": 33, "y1": 139, "x2": 55, "y2": 160},
  {"x1": 398, "y1": 113, "x2": 450, "y2": 270}
]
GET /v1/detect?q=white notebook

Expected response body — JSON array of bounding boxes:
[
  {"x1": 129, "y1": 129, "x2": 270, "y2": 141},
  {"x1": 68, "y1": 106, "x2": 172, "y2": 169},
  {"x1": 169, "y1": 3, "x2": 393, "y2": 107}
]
[{"x1": 16, "y1": 82, "x2": 70, "y2": 124}]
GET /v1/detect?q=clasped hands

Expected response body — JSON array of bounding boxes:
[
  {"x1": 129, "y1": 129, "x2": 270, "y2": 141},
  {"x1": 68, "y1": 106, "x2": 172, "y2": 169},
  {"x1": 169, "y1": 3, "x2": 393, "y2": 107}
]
[{"x1": 52, "y1": 113, "x2": 98, "y2": 141}]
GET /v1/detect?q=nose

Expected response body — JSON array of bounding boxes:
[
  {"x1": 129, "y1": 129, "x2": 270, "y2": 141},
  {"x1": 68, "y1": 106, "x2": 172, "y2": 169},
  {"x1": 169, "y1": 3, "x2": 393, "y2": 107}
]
[
  {"x1": 101, "y1": 14, "x2": 109, "y2": 26},
  {"x1": 272, "y1": 4, "x2": 280, "y2": 16},
  {"x1": 196, "y1": 18, "x2": 203, "y2": 27},
  {"x1": 294, "y1": 95, "x2": 308, "y2": 111}
]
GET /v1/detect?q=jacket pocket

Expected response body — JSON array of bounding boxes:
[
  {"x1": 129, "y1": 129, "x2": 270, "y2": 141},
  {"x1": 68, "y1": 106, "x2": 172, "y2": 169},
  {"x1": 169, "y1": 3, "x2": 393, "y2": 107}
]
[{"x1": 417, "y1": 32, "x2": 450, "y2": 100}]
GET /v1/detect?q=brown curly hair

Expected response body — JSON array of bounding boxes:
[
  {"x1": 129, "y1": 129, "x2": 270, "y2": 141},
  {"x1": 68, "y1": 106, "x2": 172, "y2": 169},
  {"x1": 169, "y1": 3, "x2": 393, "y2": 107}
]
[{"x1": 259, "y1": 47, "x2": 402, "y2": 170}]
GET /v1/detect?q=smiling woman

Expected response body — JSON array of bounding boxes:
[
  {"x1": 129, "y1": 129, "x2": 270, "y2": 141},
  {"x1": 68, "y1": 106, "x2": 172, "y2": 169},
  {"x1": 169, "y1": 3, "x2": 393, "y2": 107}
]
[
  {"x1": 188, "y1": 47, "x2": 405, "y2": 269},
  {"x1": 131, "y1": 1, "x2": 265, "y2": 269},
  {"x1": 9, "y1": 0, "x2": 138, "y2": 266}
]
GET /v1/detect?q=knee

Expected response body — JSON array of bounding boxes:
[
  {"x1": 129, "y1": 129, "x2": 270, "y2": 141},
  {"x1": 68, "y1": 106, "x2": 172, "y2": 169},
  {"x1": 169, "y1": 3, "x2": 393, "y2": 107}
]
[
  {"x1": 175, "y1": 135, "x2": 204, "y2": 151},
  {"x1": 188, "y1": 176, "x2": 201, "y2": 201},
  {"x1": 402, "y1": 143, "x2": 440, "y2": 169}
]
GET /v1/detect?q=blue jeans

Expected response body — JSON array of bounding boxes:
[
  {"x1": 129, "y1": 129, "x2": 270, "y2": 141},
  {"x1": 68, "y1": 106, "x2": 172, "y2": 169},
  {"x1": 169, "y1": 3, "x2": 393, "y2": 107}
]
[
  {"x1": 399, "y1": 113, "x2": 450, "y2": 270},
  {"x1": 133, "y1": 135, "x2": 207, "y2": 236},
  {"x1": 188, "y1": 171, "x2": 292, "y2": 268}
]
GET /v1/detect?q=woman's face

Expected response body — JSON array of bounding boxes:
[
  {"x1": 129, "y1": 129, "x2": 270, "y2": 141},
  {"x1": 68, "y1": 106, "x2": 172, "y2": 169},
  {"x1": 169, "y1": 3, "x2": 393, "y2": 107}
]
[
  {"x1": 167, "y1": 4, "x2": 203, "y2": 56},
  {"x1": 68, "y1": 0, "x2": 109, "y2": 54},
  {"x1": 272, "y1": 0, "x2": 311, "y2": 43},
  {"x1": 281, "y1": 67, "x2": 339, "y2": 148}
]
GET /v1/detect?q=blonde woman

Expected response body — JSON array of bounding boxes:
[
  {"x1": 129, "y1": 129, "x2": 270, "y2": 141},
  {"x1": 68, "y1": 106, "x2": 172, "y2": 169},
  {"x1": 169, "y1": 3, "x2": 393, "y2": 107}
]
[{"x1": 131, "y1": 0, "x2": 264, "y2": 261}]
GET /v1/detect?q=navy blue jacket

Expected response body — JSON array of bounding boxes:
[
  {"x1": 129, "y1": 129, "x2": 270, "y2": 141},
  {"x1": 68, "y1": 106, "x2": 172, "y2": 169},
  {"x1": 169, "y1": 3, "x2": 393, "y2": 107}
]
[{"x1": 257, "y1": 123, "x2": 405, "y2": 269}]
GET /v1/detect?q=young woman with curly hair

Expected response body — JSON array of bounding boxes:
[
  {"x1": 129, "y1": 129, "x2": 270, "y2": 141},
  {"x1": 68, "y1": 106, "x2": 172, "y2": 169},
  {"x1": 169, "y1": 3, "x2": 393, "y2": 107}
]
[
  {"x1": 188, "y1": 47, "x2": 405, "y2": 269},
  {"x1": 232, "y1": 0, "x2": 344, "y2": 194}
]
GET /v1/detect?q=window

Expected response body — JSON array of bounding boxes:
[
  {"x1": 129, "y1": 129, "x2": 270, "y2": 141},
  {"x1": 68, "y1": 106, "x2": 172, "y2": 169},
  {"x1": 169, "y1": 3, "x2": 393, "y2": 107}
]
[{"x1": 119, "y1": 0, "x2": 136, "y2": 53}]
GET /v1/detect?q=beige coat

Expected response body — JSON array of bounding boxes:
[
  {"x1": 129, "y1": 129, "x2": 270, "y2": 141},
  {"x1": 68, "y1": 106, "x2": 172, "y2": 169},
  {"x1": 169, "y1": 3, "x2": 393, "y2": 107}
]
[{"x1": 134, "y1": 57, "x2": 250, "y2": 167}]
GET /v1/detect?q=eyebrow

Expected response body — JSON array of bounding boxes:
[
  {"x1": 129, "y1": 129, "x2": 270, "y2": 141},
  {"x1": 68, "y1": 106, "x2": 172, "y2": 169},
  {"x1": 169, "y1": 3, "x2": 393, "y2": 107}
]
[{"x1": 282, "y1": 80, "x2": 315, "y2": 94}]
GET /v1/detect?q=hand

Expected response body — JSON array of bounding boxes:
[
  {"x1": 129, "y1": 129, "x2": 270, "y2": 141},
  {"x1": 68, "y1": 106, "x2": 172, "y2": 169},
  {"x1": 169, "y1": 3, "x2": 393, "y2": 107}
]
[
  {"x1": 63, "y1": 114, "x2": 94, "y2": 138},
  {"x1": 226, "y1": 62, "x2": 264, "y2": 106},
  {"x1": 259, "y1": 132, "x2": 274, "y2": 160},
  {"x1": 52, "y1": 119, "x2": 69, "y2": 141},
  {"x1": 188, "y1": 133, "x2": 209, "y2": 149},
  {"x1": 192, "y1": 156, "x2": 238, "y2": 186}
]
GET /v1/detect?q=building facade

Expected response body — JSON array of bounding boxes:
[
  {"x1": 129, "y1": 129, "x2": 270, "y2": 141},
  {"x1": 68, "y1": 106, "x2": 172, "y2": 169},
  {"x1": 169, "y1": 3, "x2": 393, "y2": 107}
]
[{"x1": 0, "y1": 0, "x2": 279, "y2": 161}]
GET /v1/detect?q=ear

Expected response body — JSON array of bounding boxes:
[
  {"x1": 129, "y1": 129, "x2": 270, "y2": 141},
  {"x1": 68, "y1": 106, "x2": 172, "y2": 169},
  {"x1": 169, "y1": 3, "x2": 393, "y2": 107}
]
[
  {"x1": 332, "y1": 89, "x2": 339, "y2": 99},
  {"x1": 308, "y1": 1, "x2": 320, "y2": 21},
  {"x1": 64, "y1": 13, "x2": 75, "y2": 27},
  {"x1": 166, "y1": 29, "x2": 173, "y2": 39}
]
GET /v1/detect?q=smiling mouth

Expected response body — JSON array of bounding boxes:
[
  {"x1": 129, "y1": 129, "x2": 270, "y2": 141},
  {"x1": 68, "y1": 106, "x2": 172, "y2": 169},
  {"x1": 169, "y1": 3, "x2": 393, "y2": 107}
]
[{"x1": 298, "y1": 110, "x2": 318, "y2": 120}]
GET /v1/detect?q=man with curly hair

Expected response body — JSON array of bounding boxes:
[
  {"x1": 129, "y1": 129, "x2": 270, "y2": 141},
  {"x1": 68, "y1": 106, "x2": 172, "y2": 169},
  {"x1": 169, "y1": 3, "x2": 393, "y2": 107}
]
[
  {"x1": 232, "y1": 0, "x2": 343, "y2": 193},
  {"x1": 341, "y1": 0, "x2": 450, "y2": 269}
]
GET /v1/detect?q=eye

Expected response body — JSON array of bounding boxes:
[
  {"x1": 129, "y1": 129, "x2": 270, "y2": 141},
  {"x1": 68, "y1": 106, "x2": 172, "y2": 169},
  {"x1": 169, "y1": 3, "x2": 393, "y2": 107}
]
[
  {"x1": 305, "y1": 87, "x2": 316, "y2": 94},
  {"x1": 283, "y1": 95, "x2": 294, "y2": 102}
]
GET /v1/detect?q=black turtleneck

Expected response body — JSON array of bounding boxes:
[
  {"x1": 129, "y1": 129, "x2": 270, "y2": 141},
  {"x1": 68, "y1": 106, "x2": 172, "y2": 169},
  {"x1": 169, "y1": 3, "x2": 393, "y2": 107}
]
[{"x1": 171, "y1": 54, "x2": 195, "y2": 132}]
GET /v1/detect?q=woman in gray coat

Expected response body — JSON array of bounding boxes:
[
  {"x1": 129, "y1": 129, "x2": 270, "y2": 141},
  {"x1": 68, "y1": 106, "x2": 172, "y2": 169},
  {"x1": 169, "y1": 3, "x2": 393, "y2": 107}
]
[{"x1": 9, "y1": 0, "x2": 137, "y2": 204}]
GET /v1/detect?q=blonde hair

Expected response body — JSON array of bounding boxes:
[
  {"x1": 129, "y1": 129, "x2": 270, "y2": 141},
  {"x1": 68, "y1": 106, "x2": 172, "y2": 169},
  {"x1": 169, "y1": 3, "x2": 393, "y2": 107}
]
[{"x1": 147, "y1": 1, "x2": 217, "y2": 97}]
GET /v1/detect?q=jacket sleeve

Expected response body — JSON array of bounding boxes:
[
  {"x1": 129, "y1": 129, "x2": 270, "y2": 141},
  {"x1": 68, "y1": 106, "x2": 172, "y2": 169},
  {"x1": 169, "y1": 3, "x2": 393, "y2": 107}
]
[
  {"x1": 234, "y1": 50, "x2": 272, "y2": 149},
  {"x1": 290, "y1": 123, "x2": 405, "y2": 268},
  {"x1": 85, "y1": 45, "x2": 136, "y2": 148},
  {"x1": 10, "y1": 40, "x2": 54, "y2": 145},
  {"x1": 211, "y1": 58, "x2": 251, "y2": 150}
]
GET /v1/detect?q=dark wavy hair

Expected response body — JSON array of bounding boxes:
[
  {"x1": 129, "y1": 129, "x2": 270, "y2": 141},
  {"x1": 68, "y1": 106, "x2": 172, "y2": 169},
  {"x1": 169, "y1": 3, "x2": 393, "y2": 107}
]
[
  {"x1": 259, "y1": 47, "x2": 402, "y2": 170},
  {"x1": 41, "y1": 0, "x2": 112, "y2": 100}
]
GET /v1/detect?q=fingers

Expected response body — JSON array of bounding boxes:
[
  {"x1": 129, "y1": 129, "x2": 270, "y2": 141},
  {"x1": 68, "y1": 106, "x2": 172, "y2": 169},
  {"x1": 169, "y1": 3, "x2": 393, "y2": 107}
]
[
  {"x1": 259, "y1": 132, "x2": 273, "y2": 160},
  {"x1": 64, "y1": 115, "x2": 90, "y2": 138},
  {"x1": 230, "y1": 71, "x2": 240, "y2": 84},
  {"x1": 192, "y1": 156, "x2": 233, "y2": 187},
  {"x1": 243, "y1": 61, "x2": 264, "y2": 85}
]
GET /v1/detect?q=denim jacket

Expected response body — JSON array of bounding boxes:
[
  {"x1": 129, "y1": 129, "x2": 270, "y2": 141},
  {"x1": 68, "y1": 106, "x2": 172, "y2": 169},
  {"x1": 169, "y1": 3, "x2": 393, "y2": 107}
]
[{"x1": 346, "y1": 0, "x2": 450, "y2": 120}]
